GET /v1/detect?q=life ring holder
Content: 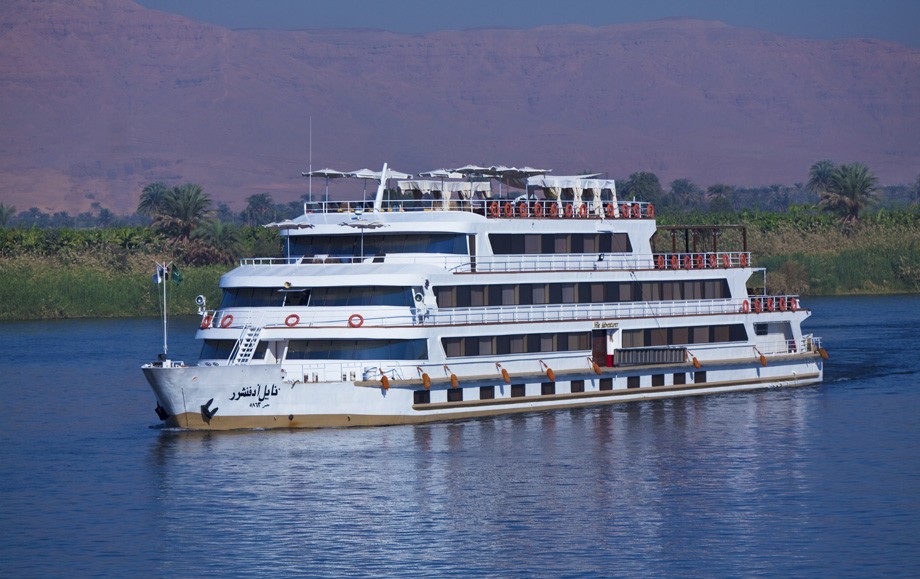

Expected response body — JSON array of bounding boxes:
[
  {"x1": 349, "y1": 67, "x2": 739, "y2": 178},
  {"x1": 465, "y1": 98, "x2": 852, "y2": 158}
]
[
  {"x1": 220, "y1": 314, "x2": 234, "y2": 328},
  {"x1": 285, "y1": 314, "x2": 300, "y2": 327},
  {"x1": 200, "y1": 314, "x2": 213, "y2": 329},
  {"x1": 348, "y1": 313, "x2": 364, "y2": 328}
]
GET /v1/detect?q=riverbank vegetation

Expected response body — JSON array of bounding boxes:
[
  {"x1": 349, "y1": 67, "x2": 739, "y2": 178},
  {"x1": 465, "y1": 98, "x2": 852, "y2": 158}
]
[{"x1": 0, "y1": 163, "x2": 918, "y2": 320}]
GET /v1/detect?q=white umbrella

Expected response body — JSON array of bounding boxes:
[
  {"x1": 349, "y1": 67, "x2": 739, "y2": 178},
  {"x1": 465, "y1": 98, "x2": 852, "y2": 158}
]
[
  {"x1": 302, "y1": 168, "x2": 346, "y2": 203},
  {"x1": 346, "y1": 167, "x2": 414, "y2": 200}
]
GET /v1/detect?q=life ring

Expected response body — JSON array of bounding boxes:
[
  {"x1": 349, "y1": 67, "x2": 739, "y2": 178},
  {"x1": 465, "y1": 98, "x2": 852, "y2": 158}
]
[
  {"x1": 549, "y1": 204, "x2": 559, "y2": 218},
  {"x1": 606, "y1": 204, "x2": 616, "y2": 218},
  {"x1": 285, "y1": 314, "x2": 300, "y2": 327},
  {"x1": 695, "y1": 254, "x2": 704, "y2": 269},
  {"x1": 220, "y1": 314, "x2": 233, "y2": 328},
  {"x1": 778, "y1": 297, "x2": 787, "y2": 312},
  {"x1": 721, "y1": 253, "x2": 730, "y2": 268},
  {"x1": 709, "y1": 253, "x2": 717, "y2": 268},
  {"x1": 200, "y1": 314, "x2": 213, "y2": 329},
  {"x1": 790, "y1": 298, "x2": 799, "y2": 311},
  {"x1": 518, "y1": 202, "x2": 529, "y2": 217},
  {"x1": 489, "y1": 201, "x2": 499, "y2": 217},
  {"x1": 348, "y1": 313, "x2": 364, "y2": 328},
  {"x1": 742, "y1": 299, "x2": 750, "y2": 313},
  {"x1": 670, "y1": 255, "x2": 679, "y2": 270},
  {"x1": 656, "y1": 255, "x2": 665, "y2": 269},
  {"x1": 682, "y1": 255, "x2": 692, "y2": 269},
  {"x1": 647, "y1": 204, "x2": 655, "y2": 218},
  {"x1": 621, "y1": 204, "x2": 630, "y2": 218},
  {"x1": 564, "y1": 204, "x2": 573, "y2": 218},
  {"x1": 504, "y1": 203, "x2": 513, "y2": 217},
  {"x1": 753, "y1": 298, "x2": 763, "y2": 313},
  {"x1": 766, "y1": 298, "x2": 775, "y2": 312},
  {"x1": 534, "y1": 203, "x2": 544, "y2": 217},
  {"x1": 578, "y1": 204, "x2": 588, "y2": 218},
  {"x1": 631, "y1": 204, "x2": 640, "y2": 219},
  {"x1": 740, "y1": 253, "x2": 749, "y2": 267}
]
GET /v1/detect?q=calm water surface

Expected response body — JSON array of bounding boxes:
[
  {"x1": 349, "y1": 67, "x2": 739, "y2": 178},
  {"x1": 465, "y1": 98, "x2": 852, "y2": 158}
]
[{"x1": 1, "y1": 295, "x2": 919, "y2": 577}]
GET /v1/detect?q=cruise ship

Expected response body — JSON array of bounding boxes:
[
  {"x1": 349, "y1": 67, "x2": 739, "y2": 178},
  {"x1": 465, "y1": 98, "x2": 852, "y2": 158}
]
[{"x1": 143, "y1": 164, "x2": 826, "y2": 430}]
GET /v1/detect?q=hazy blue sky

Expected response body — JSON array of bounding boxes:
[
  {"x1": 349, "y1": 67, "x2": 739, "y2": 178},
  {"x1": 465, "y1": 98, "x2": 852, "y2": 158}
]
[{"x1": 138, "y1": 0, "x2": 919, "y2": 47}]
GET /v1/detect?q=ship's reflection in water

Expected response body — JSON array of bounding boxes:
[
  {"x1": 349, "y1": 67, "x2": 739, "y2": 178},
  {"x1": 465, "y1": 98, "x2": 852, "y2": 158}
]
[{"x1": 148, "y1": 390, "x2": 818, "y2": 576}]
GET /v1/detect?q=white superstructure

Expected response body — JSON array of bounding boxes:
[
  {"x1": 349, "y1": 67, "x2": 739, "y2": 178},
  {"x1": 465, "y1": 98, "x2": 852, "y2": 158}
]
[{"x1": 143, "y1": 166, "x2": 825, "y2": 430}]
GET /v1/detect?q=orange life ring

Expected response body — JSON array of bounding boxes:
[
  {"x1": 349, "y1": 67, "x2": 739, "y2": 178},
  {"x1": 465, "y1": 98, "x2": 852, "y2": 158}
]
[
  {"x1": 790, "y1": 298, "x2": 799, "y2": 311},
  {"x1": 647, "y1": 204, "x2": 655, "y2": 218},
  {"x1": 754, "y1": 298, "x2": 763, "y2": 313},
  {"x1": 578, "y1": 204, "x2": 588, "y2": 218},
  {"x1": 518, "y1": 202, "x2": 529, "y2": 217},
  {"x1": 220, "y1": 314, "x2": 233, "y2": 328},
  {"x1": 285, "y1": 314, "x2": 300, "y2": 327},
  {"x1": 504, "y1": 203, "x2": 514, "y2": 217},
  {"x1": 549, "y1": 204, "x2": 559, "y2": 218},
  {"x1": 778, "y1": 297, "x2": 787, "y2": 312},
  {"x1": 742, "y1": 299, "x2": 750, "y2": 313},
  {"x1": 631, "y1": 204, "x2": 640, "y2": 218},
  {"x1": 695, "y1": 254, "x2": 704, "y2": 269},
  {"x1": 670, "y1": 255, "x2": 679, "y2": 269},
  {"x1": 656, "y1": 255, "x2": 665, "y2": 269},
  {"x1": 621, "y1": 204, "x2": 630, "y2": 218},
  {"x1": 489, "y1": 201, "x2": 499, "y2": 217},
  {"x1": 682, "y1": 255, "x2": 692, "y2": 269},
  {"x1": 564, "y1": 204, "x2": 573, "y2": 218},
  {"x1": 606, "y1": 204, "x2": 616, "y2": 218},
  {"x1": 200, "y1": 314, "x2": 213, "y2": 329},
  {"x1": 708, "y1": 253, "x2": 717, "y2": 268},
  {"x1": 767, "y1": 298, "x2": 775, "y2": 312},
  {"x1": 348, "y1": 313, "x2": 364, "y2": 328},
  {"x1": 534, "y1": 203, "x2": 544, "y2": 217},
  {"x1": 721, "y1": 253, "x2": 730, "y2": 268},
  {"x1": 740, "y1": 253, "x2": 749, "y2": 267}
]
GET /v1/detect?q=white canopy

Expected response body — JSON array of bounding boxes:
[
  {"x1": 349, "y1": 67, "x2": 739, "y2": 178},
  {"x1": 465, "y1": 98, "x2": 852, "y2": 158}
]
[{"x1": 527, "y1": 175, "x2": 617, "y2": 214}]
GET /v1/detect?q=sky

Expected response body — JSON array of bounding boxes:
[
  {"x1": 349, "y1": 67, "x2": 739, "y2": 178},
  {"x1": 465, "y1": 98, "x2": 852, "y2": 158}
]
[{"x1": 137, "y1": 0, "x2": 920, "y2": 47}]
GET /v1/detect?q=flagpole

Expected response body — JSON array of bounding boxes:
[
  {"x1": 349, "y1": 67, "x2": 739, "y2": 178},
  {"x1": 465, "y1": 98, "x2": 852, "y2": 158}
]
[{"x1": 162, "y1": 261, "x2": 168, "y2": 357}]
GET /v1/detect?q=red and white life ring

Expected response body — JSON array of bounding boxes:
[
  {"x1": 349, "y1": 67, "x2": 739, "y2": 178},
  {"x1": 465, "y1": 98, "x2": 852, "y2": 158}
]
[
  {"x1": 348, "y1": 314, "x2": 364, "y2": 328},
  {"x1": 285, "y1": 314, "x2": 300, "y2": 327},
  {"x1": 220, "y1": 314, "x2": 234, "y2": 328}
]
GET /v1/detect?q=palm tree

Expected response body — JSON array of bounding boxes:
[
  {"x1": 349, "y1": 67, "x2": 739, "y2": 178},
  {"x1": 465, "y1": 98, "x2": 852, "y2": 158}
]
[
  {"x1": 242, "y1": 193, "x2": 275, "y2": 227},
  {"x1": 0, "y1": 203, "x2": 15, "y2": 227},
  {"x1": 193, "y1": 219, "x2": 242, "y2": 263},
  {"x1": 820, "y1": 162, "x2": 877, "y2": 224},
  {"x1": 806, "y1": 160, "x2": 836, "y2": 197},
  {"x1": 706, "y1": 183, "x2": 735, "y2": 214},
  {"x1": 137, "y1": 182, "x2": 170, "y2": 217},
  {"x1": 154, "y1": 183, "x2": 212, "y2": 240}
]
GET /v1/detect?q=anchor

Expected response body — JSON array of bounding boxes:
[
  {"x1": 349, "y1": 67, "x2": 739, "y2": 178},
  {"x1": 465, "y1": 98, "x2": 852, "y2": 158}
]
[
  {"x1": 200, "y1": 398, "x2": 219, "y2": 424},
  {"x1": 154, "y1": 401, "x2": 170, "y2": 421}
]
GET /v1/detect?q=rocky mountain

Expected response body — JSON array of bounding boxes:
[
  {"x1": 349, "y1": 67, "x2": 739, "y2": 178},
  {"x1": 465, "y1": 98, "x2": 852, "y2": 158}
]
[{"x1": 2, "y1": 0, "x2": 919, "y2": 213}]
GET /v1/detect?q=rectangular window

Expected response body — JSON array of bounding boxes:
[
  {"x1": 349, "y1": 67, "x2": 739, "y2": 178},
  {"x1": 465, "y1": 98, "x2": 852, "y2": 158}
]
[
  {"x1": 754, "y1": 323, "x2": 768, "y2": 336},
  {"x1": 496, "y1": 335, "x2": 511, "y2": 355},
  {"x1": 488, "y1": 285, "x2": 503, "y2": 306},
  {"x1": 478, "y1": 336, "x2": 494, "y2": 356},
  {"x1": 510, "y1": 335, "x2": 526, "y2": 354},
  {"x1": 443, "y1": 337, "x2": 462, "y2": 357},
  {"x1": 480, "y1": 386, "x2": 495, "y2": 400},
  {"x1": 447, "y1": 388, "x2": 463, "y2": 402},
  {"x1": 622, "y1": 330, "x2": 644, "y2": 348},
  {"x1": 414, "y1": 390, "x2": 430, "y2": 405},
  {"x1": 502, "y1": 284, "x2": 517, "y2": 306},
  {"x1": 712, "y1": 325, "x2": 730, "y2": 343},
  {"x1": 464, "y1": 337, "x2": 480, "y2": 356},
  {"x1": 599, "y1": 378, "x2": 613, "y2": 391},
  {"x1": 554, "y1": 234, "x2": 568, "y2": 254},
  {"x1": 456, "y1": 286, "x2": 471, "y2": 308},
  {"x1": 694, "y1": 371, "x2": 707, "y2": 384},
  {"x1": 619, "y1": 282, "x2": 633, "y2": 302},
  {"x1": 652, "y1": 374, "x2": 665, "y2": 387},
  {"x1": 692, "y1": 326, "x2": 709, "y2": 344},
  {"x1": 532, "y1": 284, "x2": 547, "y2": 305},
  {"x1": 434, "y1": 287, "x2": 455, "y2": 308},
  {"x1": 611, "y1": 233, "x2": 631, "y2": 253},
  {"x1": 524, "y1": 234, "x2": 541, "y2": 254},
  {"x1": 649, "y1": 328, "x2": 668, "y2": 347},
  {"x1": 570, "y1": 380, "x2": 585, "y2": 393},
  {"x1": 541, "y1": 382, "x2": 556, "y2": 395},
  {"x1": 672, "y1": 326, "x2": 690, "y2": 345},
  {"x1": 511, "y1": 384, "x2": 526, "y2": 398},
  {"x1": 673, "y1": 373, "x2": 686, "y2": 385},
  {"x1": 627, "y1": 376, "x2": 640, "y2": 389},
  {"x1": 470, "y1": 286, "x2": 485, "y2": 307}
]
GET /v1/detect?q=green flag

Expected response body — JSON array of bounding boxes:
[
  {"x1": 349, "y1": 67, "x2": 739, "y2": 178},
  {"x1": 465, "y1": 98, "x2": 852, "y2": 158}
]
[{"x1": 171, "y1": 264, "x2": 183, "y2": 285}]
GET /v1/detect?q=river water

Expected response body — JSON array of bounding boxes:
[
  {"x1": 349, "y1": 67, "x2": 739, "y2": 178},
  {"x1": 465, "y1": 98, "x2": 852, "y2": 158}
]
[{"x1": 1, "y1": 295, "x2": 918, "y2": 577}]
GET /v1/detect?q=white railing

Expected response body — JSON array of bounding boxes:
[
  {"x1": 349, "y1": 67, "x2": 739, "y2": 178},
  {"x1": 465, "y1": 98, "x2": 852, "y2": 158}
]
[
  {"x1": 237, "y1": 251, "x2": 754, "y2": 273},
  {"x1": 200, "y1": 295, "x2": 804, "y2": 330}
]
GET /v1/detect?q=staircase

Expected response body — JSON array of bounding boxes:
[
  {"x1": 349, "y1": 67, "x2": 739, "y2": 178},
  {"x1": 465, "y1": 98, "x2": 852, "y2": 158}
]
[{"x1": 230, "y1": 326, "x2": 262, "y2": 366}]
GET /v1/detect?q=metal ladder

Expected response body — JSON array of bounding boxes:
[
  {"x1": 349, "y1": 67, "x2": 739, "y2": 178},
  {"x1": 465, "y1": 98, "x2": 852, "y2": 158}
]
[{"x1": 229, "y1": 325, "x2": 262, "y2": 366}]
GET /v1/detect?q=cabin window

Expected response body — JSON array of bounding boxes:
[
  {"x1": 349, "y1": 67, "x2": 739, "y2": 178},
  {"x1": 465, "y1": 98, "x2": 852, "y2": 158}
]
[
  {"x1": 286, "y1": 339, "x2": 427, "y2": 360},
  {"x1": 621, "y1": 324, "x2": 748, "y2": 348},
  {"x1": 541, "y1": 382, "x2": 556, "y2": 395},
  {"x1": 219, "y1": 288, "x2": 283, "y2": 309},
  {"x1": 488, "y1": 233, "x2": 633, "y2": 255},
  {"x1": 599, "y1": 378, "x2": 613, "y2": 391},
  {"x1": 511, "y1": 384, "x2": 526, "y2": 397},
  {"x1": 754, "y1": 323, "x2": 768, "y2": 336},
  {"x1": 652, "y1": 374, "x2": 665, "y2": 387},
  {"x1": 310, "y1": 286, "x2": 411, "y2": 307},
  {"x1": 673, "y1": 373, "x2": 687, "y2": 385},
  {"x1": 414, "y1": 390, "x2": 430, "y2": 405},
  {"x1": 694, "y1": 371, "x2": 707, "y2": 384},
  {"x1": 627, "y1": 376, "x2": 640, "y2": 389},
  {"x1": 480, "y1": 386, "x2": 495, "y2": 400},
  {"x1": 447, "y1": 389, "x2": 463, "y2": 402},
  {"x1": 289, "y1": 232, "x2": 468, "y2": 258},
  {"x1": 200, "y1": 339, "x2": 237, "y2": 360},
  {"x1": 570, "y1": 379, "x2": 585, "y2": 393}
]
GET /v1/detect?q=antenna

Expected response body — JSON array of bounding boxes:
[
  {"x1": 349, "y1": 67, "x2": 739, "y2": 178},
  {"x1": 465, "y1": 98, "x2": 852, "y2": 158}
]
[{"x1": 308, "y1": 116, "x2": 313, "y2": 203}]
